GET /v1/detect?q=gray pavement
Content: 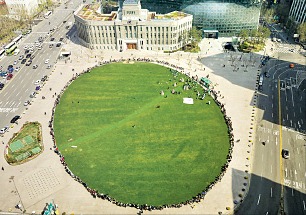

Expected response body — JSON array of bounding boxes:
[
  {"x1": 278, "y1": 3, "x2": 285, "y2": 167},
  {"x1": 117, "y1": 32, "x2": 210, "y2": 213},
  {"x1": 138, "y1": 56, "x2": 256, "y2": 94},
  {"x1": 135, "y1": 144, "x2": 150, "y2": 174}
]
[{"x1": 0, "y1": 37, "x2": 263, "y2": 214}]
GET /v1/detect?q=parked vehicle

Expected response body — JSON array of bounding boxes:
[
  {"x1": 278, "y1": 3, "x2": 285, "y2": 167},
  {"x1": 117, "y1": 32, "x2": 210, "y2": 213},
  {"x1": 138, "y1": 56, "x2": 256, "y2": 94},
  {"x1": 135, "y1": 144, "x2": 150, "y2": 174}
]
[{"x1": 10, "y1": 115, "x2": 21, "y2": 123}]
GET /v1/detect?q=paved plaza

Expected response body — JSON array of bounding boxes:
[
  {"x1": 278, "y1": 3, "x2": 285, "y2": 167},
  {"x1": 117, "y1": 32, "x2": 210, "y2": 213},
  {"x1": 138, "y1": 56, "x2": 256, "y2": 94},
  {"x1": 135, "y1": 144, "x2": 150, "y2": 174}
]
[{"x1": 0, "y1": 37, "x2": 263, "y2": 214}]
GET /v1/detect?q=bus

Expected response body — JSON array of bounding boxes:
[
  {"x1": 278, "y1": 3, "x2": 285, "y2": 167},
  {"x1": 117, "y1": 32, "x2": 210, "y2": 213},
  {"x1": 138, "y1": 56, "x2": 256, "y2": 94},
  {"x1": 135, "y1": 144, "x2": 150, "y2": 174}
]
[
  {"x1": 12, "y1": 35, "x2": 22, "y2": 44},
  {"x1": 0, "y1": 49, "x2": 5, "y2": 59},
  {"x1": 4, "y1": 41, "x2": 17, "y2": 55},
  {"x1": 44, "y1": 11, "x2": 52, "y2": 18}
]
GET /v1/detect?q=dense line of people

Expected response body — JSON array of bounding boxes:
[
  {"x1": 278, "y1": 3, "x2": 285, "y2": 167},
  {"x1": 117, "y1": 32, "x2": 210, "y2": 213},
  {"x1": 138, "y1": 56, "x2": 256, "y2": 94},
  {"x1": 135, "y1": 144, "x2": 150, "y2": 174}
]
[{"x1": 48, "y1": 57, "x2": 235, "y2": 211}]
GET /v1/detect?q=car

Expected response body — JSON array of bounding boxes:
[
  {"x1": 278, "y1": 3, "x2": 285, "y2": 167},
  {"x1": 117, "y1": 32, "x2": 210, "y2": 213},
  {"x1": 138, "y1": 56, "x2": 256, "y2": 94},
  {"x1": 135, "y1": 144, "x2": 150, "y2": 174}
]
[
  {"x1": 24, "y1": 100, "x2": 30, "y2": 106},
  {"x1": 50, "y1": 37, "x2": 55, "y2": 41},
  {"x1": 63, "y1": 20, "x2": 67, "y2": 23},
  {"x1": 13, "y1": 60, "x2": 17, "y2": 65},
  {"x1": 30, "y1": 55, "x2": 35, "y2": 60},
  {"x1": 15, "y1": 67, "x2": 20, "y2": 72},
  {"x1": 38, "y1": 46, "x2": 42, "y2": 50},
  {"x1": 34, "y1": 80, "x2": 41, "y2": 85},
  {"x1": 26, "y1": 61, "x2": 32, "y2": 66},
  {"x1": 30, "y1": 92, "x2": 36, "y2": 98},
  {"x1": 19, "y1": 55, "x2": 24, "y2": 60},
  {"x1": 0, "y1": 83, "x2": 4, "y2": 90},
  {"x1": 0, "y1": 126, "x2": 9, "y2": 134},
  {"x1": 56, "y1": 43, "x2": 61, "y2": 47},
  {"x1": 21, "y1": 59, "x2": 27, "y2": 64},
  {"x1": 47, "y1": 65, "x2": 52, "y2": 69},
  {"x1": 33, "y1": 65, "x2": 38, "y2": 69},
  {"x1": 277, "y1": 38, "x2": 282, "y2": 42},
  {"x1": 29, "y1": 49, "x2": 34, "y2": 53},
  {"x1": 282, "y1": 149, "x2": 289, "y2": 159},
  {"x1": 45, "y1": 59, "x2": 49, "y2": 64},
  {"x1": 10, "y1": 115, "x2": 21, "y2": 123},
  {"x1": 26, "y1": 53, "x2": 31, "y2": 58},
  {"x1": 24, "y1": 45, "x2": 29, "y2": 50},
  {"x1": 59, "y1": 37, "x2": 64, "y2": 41},
  {"x1": 7, "y1": 73, "x2": 13, "y2": 80},
  {"x1": 35, "y1": 43, "x2": 41, "y2": 47},
  {"x1": 25, "y1": 50, "x2": 29, "y2": 54},
  {"x1": 289, "y1": 63, "x2": 294, "y2": 68},
  {"x1": 35, "y1": 85, "x2": 41, "y2": 91},
  {"x1": 49, "y1": 44, "x2": 53, "y2": 48},
  {"x1": 264, "y1": 72, "x2": 270, "y2": 78},
  {"x1": 41, "y1": 75, "x2": 48, "y2": 82}
]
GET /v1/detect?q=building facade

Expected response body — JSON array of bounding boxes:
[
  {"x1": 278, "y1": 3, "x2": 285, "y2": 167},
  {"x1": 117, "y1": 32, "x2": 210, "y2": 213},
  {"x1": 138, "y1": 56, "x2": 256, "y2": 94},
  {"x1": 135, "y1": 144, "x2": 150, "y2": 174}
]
[
  {"x1": 5, "y1": 0, "x2": 44, "y2": 16},
  {"x1": 289, "y1": 0, "x2": 306, "y2": 24},
  {"x1": 140, "y1": 0, "x2": 262, "y2": 37},
  {"x1": 74, "y1": 0, "x2": 193, "y2": 51}
]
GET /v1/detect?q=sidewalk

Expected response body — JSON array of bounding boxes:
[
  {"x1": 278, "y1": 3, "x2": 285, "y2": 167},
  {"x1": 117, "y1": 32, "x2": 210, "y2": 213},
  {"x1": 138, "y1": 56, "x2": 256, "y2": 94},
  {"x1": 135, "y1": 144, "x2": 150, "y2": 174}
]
[{"x1": 0, "y1": 37, "x2": 261, "y2": 214}]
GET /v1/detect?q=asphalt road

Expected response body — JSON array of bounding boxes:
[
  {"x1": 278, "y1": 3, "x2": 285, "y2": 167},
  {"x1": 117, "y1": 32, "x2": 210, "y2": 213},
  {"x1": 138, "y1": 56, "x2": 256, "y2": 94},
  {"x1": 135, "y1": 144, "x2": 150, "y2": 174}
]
[
  {"x1": 236, "y1": 51, "x2": 306, "y2": 215},
  {"x1": 0, "y1": 0, "x2": 83, "y2": 131}
]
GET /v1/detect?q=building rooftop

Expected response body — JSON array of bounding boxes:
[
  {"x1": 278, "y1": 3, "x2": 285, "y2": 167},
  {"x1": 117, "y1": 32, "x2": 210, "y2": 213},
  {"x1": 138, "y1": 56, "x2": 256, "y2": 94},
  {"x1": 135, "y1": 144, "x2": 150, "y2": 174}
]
[
  {"x1": 155, "y1": 11, "x2": 189, "y2": 20},
  {"x1": 76, "y1": 4, "x2": 190, "y2": 22},
  {"x1": 77, "y1": 4, "x2": 117, "y2": 21}
]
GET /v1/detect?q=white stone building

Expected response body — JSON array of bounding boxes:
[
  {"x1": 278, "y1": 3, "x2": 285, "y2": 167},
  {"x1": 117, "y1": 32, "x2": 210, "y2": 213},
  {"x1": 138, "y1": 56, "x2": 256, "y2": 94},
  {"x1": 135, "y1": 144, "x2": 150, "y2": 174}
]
[
  {"x1": 74, "y1": 0, "x2": 193, "y2": 52},
  {"x1": 5, "y1": 0, "x2": 45, "y2": 16},
  {"x1": 289, "y1": 0, "x2": 306, "y2": 24}
]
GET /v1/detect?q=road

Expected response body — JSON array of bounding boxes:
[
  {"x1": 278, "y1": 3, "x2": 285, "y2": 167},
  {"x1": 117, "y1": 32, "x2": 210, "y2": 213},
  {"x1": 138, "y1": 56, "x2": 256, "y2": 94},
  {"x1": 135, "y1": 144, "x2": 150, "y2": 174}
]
[
  {"x1": 236, "y1": 50, "x2": 306, "y2": 214},
  {"x1": 0, "y1": 0, "x2": 82, "y2": 131}
]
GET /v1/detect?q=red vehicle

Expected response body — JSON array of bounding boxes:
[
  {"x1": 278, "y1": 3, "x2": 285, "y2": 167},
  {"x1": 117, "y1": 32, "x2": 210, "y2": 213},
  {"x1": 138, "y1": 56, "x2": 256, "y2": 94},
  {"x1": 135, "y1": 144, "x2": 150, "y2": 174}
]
[
  {"x1": 7, "y1": 73, "x2": 13, "y2": 80},
  {"x1": 289, "y1": 63, "x2": 294, "y2": 68}
]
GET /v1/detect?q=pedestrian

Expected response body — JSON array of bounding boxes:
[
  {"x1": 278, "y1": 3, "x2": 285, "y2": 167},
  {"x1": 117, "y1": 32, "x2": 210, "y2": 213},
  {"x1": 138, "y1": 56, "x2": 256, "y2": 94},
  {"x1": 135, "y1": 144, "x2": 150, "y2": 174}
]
[
  {"x1": 44, "y1": 112, "x2": 46, "y2": 115},
  {"x1": 1, "y1": 167, "x2": 4, "y2": 171},
  {"x1": 2, "y1": 141, "x2": 4, "y2": 144}
]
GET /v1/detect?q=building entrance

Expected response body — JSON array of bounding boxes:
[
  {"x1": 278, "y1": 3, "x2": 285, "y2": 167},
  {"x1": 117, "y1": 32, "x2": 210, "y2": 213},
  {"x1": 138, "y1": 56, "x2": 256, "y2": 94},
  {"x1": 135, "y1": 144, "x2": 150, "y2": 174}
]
[
  {"x1": 203, "y1": 29, "x2": 219, "y2": 39},
  {"x1": 127, "y1": 43, "x2": 137, "y2": 49}
]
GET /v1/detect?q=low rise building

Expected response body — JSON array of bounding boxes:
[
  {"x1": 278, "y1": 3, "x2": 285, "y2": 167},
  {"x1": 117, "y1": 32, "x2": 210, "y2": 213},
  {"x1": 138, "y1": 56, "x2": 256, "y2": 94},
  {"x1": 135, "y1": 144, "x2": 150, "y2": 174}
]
[
  {"x1": 74, "y1": 0, "x2": 193, "y2": 52},
  {"x1": 5, "y1": 0, "x2": 46, "y2": 16}
]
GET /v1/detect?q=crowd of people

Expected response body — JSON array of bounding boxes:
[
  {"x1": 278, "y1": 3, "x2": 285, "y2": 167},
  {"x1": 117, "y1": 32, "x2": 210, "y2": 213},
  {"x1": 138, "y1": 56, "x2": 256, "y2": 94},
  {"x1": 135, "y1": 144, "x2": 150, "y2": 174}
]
[{"x1": 48, "y1": 57, "x2": 235, "y2": 212}]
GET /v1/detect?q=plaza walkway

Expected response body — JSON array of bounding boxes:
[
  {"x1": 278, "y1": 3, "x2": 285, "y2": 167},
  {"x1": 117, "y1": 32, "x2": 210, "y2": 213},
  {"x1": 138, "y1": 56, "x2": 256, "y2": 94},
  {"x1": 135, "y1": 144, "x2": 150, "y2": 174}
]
[{"x1": 0, "y1": 37, "x2": 263, "y2": 214}]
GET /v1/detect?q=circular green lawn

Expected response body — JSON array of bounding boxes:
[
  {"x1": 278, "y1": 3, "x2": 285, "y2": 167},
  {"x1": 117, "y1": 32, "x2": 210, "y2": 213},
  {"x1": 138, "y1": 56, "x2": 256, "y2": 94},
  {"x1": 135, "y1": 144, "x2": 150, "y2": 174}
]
[{"x1": 54, "y1": 62, "x2": 230, "y2": 206}]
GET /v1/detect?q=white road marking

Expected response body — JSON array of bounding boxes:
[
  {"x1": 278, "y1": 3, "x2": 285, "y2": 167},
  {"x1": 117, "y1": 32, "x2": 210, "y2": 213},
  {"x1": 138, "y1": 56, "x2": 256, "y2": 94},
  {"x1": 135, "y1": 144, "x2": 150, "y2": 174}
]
[
  {"x1": 272, "y1": 112, "x2": 274, "y2": 118},
  {"x1": 299, "y1": 163, "x2": 301, "y2": 169},
  {"x1": 287, "y1": 114, "x2": 288, "y2": 120},
  {"x1": 292, "y1": 188, "x2": 294, "y2": 196},
  {"x1": 257, "y1": 194, "x2": 261, "y2": 205},
  {"x1": 294, "y1": 112, "x2": 295, "y2": 117},
  {"x1": 300, "y1": 107, "x2": 302, "y2": 113},
  {"x1": 297, "y1": 148, "x2": 300, "y2": 154},
  {"x1": 285, "y1": 168, "x2": 288, "y2": 177},
  {"x1": 10, "y1": 102, "x2": 14, "y2": 107},
  {"x1": 303, "y1": 200, "x2": 306, "y2": 210},
  {"x1": 272, "y1": 103, "x2": 273, "y2": 108},
  {"x1": 270, "y1": 187, "x2": 273, "y2": 198}
]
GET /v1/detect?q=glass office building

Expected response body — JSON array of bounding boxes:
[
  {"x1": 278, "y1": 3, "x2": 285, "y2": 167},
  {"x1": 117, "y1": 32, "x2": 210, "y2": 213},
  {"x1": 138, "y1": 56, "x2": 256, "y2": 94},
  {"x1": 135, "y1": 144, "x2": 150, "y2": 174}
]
[{"x1": 140, "y1": 0, "x2": 262, "y2": 37}]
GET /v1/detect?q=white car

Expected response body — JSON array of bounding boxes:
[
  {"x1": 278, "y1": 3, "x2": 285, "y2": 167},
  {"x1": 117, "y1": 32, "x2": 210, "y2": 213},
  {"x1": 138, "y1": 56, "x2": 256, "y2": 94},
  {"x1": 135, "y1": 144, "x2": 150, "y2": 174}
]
[
  {"x1": 34, "y1": 80, "x2": 41, "y2": 85},
  {"x1": 0, "y1": 126, "x2": 9, "y2": 134},
  {"x1": 45, "y1": 59, "x2": 49, "y2": 64},
  {"x1": 47, "y1": 65, "x2": 52, "y2": 69},
  {"x1": 19, "y1": 55, "x2": 24, "y2": 60},
  {"x1": 15, "y1": 67, "x2": 20, "y2": 71},
  {"x1": 38, "y1": 46, "x2": 42, "y2": 50},
  {"x1": 24, "y1": 100, "x2": 30, "y2": 106},
  {"x1": 13, "y1": 60, "x2": 17, "y2": 65},
  {"x1": 35, "y1": 43, "x2": 41, "y2": 47},
  {"x1": 24, "y1": 45, "x2": 29, "y2": 50}
]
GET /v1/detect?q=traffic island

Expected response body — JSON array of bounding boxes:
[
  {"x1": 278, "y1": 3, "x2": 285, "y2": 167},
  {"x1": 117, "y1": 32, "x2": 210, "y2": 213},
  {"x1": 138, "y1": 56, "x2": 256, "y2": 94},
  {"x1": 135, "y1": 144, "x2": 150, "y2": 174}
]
[{"x1": 5, "y1": 121, "x2": 43, "y2": 165}]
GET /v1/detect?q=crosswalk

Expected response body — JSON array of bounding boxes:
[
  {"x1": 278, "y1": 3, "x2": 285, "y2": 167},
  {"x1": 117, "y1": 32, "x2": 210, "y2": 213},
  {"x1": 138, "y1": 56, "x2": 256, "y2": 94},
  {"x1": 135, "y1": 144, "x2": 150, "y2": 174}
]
[{"x1": 274, "y1": 46, "x2": 299, "y2": 54}]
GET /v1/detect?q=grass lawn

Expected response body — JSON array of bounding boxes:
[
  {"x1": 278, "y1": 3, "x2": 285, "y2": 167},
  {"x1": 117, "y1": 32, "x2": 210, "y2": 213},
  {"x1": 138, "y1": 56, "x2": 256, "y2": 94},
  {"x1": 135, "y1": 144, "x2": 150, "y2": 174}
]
[
  {"x1": 6, "y1": 121, "x2": 43, "y2": 164},
  {"x1": 54, "y1": 62, "x2": 230, "y2": 206}
]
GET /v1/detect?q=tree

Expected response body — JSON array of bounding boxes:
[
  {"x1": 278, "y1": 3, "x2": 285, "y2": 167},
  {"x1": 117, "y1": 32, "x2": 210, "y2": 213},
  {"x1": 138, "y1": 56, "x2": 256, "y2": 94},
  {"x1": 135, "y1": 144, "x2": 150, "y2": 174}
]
[
  {"x1": 189, "y1": 27, "x2": 201, "y2": 43},
  {"x1": 297, "y1": 23, "x2": 306, "y2": 43},
  {"x1": 238, "y1": 29, "x2": 249, "y2": 42}
]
